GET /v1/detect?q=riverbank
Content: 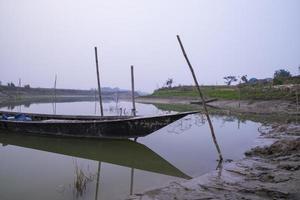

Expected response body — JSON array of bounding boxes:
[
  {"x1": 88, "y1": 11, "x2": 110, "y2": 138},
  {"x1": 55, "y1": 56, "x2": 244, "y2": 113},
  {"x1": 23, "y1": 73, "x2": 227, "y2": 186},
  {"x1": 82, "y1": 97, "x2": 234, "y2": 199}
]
[
  {"x1": 0, "y1": 85, "x2": 135, "y2": 104},
  {"x1": 137, "y1": 96, "x2": 298, "y2": 115},
  {"x1": 128, "y1": 123, "x2": 300, "y2": 200}
]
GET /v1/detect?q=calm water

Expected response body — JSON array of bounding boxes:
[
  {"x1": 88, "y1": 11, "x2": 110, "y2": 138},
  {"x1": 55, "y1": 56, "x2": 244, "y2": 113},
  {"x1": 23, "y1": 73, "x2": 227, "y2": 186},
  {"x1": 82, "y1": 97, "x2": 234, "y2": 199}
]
[{"x1": 0, "y1": 101, "x2": 261, "y2": 200}]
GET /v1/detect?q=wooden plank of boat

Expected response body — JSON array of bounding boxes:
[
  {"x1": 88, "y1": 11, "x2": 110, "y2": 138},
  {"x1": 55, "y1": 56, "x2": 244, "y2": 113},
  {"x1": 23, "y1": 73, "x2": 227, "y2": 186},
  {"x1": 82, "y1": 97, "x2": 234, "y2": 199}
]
[
  {"x1": 0, "y1": 111, "x2": 199, "y2": 139},
  {"x1": 0, "y1": 131, "x2": 191, "y2": 179},
  {"x1": 0, "y1": 110, "x2": 131, "y2": 120}
]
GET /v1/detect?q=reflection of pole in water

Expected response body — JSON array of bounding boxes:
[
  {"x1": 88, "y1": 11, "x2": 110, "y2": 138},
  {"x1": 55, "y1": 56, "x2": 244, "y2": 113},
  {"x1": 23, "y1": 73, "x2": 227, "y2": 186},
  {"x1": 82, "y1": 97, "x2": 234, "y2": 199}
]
[
  {"x1": 238, "y1": 118, "x2": 240, "y2": 129},
  {"x1": 95, "y1": 162, "x2": 101, "y2": 200},
  {"x1": 130, "y1": 168, "x2": 135, "y2": 195}
]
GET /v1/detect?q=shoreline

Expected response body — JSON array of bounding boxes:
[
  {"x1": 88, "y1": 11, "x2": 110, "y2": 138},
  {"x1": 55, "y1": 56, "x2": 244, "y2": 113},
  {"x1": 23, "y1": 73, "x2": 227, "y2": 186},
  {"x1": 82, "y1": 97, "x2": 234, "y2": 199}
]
[
  {"x1": 137, "y1": 96, "x2": 299, "y2": 115},
  {"x1": 128, "y1": 123, "x2": 300, "y2": 200}
]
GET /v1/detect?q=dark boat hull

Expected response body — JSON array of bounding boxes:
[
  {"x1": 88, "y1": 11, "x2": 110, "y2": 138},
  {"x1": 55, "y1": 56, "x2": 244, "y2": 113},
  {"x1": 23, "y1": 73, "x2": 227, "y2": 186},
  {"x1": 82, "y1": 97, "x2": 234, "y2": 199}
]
[{"x1": 0, "y1": 111, "x2": 198, "y2": 139}]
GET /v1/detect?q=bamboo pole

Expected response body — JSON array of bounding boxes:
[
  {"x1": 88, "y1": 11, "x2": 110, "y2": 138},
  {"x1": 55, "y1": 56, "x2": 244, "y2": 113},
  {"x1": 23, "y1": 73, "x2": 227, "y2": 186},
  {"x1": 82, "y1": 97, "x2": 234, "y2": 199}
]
[
  {"x1": 94, "y1": 46, "x2": 104, "y2": 116},
  {"x1": 18, "y1": 78, "x2": 21, "y2": 112},
  {"x1": 53, "y1": 74, "x2": 57, "y2": 114},
  {"x1": 18, "y1": 78, "x2": 21, "y2": 99},
  {"x1": 238, "y1": 81, "x2": 241, "y2": 108},
  {"x1": 176, "y1": 35, "x2": 223, "y2": 161},
  {"x1": 131, "y1": 65, "x2": 136, "y2": 116},
  {"x1": 94, "y1": 89, "x2": 97, "y2": 114}
]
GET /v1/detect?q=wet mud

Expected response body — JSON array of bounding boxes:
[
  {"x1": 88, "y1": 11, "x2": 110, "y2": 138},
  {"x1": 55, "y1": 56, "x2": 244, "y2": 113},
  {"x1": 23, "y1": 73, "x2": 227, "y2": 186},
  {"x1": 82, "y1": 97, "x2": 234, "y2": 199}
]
[{"x1": 128, "y1": 124, "x2": 300, "y2": 200}]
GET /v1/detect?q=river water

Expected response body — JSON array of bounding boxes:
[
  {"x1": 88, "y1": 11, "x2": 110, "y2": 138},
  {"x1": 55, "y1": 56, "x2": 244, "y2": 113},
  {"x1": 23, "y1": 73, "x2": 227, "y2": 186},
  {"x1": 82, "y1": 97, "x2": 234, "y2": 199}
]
[{"x1": 0, "y1": 101, "x2": 261, "y2": 200}]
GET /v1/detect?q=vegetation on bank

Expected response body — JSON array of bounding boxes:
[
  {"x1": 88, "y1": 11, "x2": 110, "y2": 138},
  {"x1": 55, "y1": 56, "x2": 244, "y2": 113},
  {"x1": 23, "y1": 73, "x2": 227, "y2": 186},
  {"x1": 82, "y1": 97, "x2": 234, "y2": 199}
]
[
  {"x1": 151, "y1": 85, "x2": 298, "y2": 100},
  {"x1": 151, "y1": 69, "x2": 300, "y2": 101},
  {"x1": 0, "y1": 85, "x2": 135, "y2": 101}
]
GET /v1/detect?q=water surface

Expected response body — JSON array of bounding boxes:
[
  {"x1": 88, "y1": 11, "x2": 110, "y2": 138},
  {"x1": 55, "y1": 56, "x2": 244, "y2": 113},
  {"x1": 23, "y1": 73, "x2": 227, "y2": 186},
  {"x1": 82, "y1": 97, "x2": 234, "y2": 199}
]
[{"x1": 0, "y1": 101, "x2": 261, "y2": 200}]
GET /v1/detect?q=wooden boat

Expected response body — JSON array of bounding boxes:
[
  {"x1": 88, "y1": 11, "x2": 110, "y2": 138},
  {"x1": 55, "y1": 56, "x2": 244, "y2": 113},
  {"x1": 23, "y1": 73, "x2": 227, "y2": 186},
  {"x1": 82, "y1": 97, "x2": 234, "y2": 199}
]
[
  {"x1": 0, "y1": 110, "x2": 199, "y2": 139},
  {"x1": 0, "y1": 131, "x2": 191, "y2": 179}
]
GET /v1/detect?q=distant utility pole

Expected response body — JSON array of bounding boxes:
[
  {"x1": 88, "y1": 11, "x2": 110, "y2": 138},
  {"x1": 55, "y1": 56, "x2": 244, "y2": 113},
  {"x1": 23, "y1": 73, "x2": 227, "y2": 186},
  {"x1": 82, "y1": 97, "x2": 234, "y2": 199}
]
[{"x1": 18, "y1": 78, "x2": 21, "y2": 99}]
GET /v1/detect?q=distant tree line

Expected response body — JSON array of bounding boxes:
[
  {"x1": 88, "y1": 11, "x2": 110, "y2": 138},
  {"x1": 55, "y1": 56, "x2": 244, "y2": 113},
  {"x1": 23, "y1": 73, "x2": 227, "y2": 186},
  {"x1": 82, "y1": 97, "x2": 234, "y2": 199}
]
[
  {"x1": 223, "y1": 68, "x2": 298, "y2": 86},
  {"x1": 0, "y1": 81, "x2": 31, "y2": 88}
]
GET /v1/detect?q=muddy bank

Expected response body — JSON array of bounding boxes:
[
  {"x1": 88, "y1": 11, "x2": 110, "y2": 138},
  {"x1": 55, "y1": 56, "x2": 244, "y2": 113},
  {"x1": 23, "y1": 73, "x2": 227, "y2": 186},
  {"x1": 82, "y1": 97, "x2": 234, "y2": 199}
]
[
  {"x1": 208, "y1": 100, "x2": 298, "y2": 115},
  {"x1": 137, "y1": 97, "x2": 298, "y2": 115},
  {"x1": 136, "y1": 96, "x2": 196, "y2": 104},
  {"x1": 128, "y1": 124, "x2": 300, "y2": 200}
]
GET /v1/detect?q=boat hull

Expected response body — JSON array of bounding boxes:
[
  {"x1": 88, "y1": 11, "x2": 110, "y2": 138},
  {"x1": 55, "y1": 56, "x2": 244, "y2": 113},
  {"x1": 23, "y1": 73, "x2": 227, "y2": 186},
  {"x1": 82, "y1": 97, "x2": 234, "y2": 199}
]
[{"x1": 0, "y1": 111, "x2": 198, "y2": 139}]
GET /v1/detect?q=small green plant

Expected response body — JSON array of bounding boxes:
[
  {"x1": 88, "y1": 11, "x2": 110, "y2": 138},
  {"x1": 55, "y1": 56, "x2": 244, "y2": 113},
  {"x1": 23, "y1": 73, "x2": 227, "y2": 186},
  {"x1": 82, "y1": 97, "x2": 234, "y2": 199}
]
[{"x1": 73, "y1": 161, "x2": 96, "y2": 198}]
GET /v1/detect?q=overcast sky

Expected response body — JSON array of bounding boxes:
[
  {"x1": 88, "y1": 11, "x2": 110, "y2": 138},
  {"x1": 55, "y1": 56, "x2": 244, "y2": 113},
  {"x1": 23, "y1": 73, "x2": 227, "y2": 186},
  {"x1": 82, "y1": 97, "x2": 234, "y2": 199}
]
[{"x1": 0, "y1": 0, "x2": 299, "y2": 92}]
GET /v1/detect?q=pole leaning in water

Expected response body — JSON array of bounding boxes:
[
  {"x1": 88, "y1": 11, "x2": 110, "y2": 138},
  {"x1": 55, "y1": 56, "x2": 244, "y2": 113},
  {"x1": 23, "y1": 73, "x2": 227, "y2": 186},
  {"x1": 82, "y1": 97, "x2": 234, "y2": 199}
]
[
  {"x1": 176, "y1": 35, "x2": 223, "y2": 161},
  {"x1": 94, "y1": 46, "x2": 104, "y2": 116}
]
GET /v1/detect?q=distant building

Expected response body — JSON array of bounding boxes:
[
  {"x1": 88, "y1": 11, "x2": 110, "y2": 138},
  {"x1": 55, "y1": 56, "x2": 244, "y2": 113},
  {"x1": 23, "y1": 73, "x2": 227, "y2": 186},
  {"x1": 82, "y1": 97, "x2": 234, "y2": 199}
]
[
  {"x1": 248, "y1": 78, "x2": 273, "y2": 85},
  {"x1": 248, "y1": 78, "x2": 258, "y2": 84},
  {"x1": 259, "y1": 78, "x2": 273, "y2": 84}
]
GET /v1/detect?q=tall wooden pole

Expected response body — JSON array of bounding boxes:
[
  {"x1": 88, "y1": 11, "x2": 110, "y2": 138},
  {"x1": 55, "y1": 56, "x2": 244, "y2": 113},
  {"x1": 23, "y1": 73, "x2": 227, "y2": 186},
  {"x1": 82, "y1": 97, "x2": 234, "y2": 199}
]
[
  {"x1": 94, "y1": 46, "x2": 104, "y2": 116},
  {"x1": 53, "y1": 74, "x2": 57, "y2": 115},
  {"x1": 176, "y1": 35, "x2": 223, "y2": 161},
  {"x1": 238, "y1": 81, "x2": 241, "y2": 108},
  {"x1": 18, "y1": 78, "x2": 21, "y2": 112},
  {"x1": 131, "y1": 65, "x2": 136, "y2": 116},
  {"x1": 94, "y1": 89, "x2": 97, "y2": 114},
  {"x1": 18, "y1": 78, "x2": 21, "y2": 98}
]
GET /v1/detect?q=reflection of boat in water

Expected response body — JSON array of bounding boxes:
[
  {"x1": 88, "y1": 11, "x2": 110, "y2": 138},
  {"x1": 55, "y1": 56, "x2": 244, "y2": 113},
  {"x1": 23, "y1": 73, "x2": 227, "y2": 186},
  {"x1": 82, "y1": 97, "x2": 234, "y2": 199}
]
[
  {"x1": 0, "y1": 111, "x2": 198, "y2": 139},
  {"x1": 0, "y1": 131, "x2": 190, "y2": 179}
]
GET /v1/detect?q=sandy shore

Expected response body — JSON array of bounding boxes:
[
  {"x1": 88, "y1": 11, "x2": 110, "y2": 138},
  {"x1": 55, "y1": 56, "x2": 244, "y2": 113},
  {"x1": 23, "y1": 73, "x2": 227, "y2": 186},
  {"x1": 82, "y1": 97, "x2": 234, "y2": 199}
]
[{"x1": 128, "y1": 123, "x2": 300, "y2": 200}]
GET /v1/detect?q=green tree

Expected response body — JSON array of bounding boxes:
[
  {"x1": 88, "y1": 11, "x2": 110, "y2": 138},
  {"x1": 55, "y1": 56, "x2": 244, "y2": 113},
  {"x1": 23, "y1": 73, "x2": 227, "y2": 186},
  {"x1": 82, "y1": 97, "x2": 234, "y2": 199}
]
[
  {"x1": 274, "y1": 69, "x2": 291, "y2": 79},
  {"x1": 24, "y1": 84, "x2": 30, "y2": 89},
  {"x1": 273, "y1": 69, "x2": 292, "y2": 85},
  {"x1": 223, "y1": 76, "x2": 237, "y2": 85},
  {"x1": 241, "y1": 75, "x2": 248, "y2": 83},
  {"x1": 165, "y1": 78, "x2": 173, "y2": 88}
]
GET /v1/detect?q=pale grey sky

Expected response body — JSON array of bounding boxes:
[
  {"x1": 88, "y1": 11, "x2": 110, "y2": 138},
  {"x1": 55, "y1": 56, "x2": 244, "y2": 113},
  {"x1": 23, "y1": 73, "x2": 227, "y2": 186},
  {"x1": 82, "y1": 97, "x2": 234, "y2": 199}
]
[{"x1": 0, "y1": 0, "x2": 299, "y2": 92}]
